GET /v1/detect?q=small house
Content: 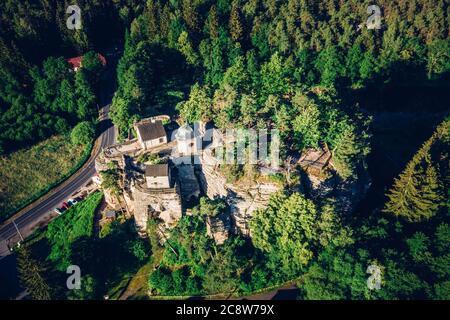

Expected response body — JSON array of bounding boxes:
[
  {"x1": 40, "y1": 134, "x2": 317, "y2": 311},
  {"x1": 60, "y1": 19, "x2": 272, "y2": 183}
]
[
  {"x1": 145, "y1": 163, "x2": 171, "y2": 189},
  {"x1": 66, "y1": 53, "x2": 107, "y2": 71},
  {"x1": 298, "y1": 144, "x2": 332, "y2": 176},
  {"x1": 104, "y1": 210, "x2": 116, "y2": 220},
  {"x1": 135, "y1": 119, "x2": 167, "y2": 150}
]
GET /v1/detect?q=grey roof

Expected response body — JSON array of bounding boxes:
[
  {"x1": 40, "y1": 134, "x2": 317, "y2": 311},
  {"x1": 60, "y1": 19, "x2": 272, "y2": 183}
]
[
  {"x1": 145, "y1": 163, "x2": 169, "y2": 177},
  {"x1": 105, "y1": 210, "x2": 116, "y2": 218},
  {"x1": 136, "y1": 120, "x2": 166, "y2": 141}
]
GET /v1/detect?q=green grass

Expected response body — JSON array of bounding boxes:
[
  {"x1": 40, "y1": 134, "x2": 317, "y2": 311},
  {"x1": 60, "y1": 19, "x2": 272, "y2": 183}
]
[
  {"x1": 116, "y1": 246, "x2": 164, "y2": 300},
  {"x1": 0, "y1": 135, "x2": 89, "y2": 221},
  {"x1": 46, "y1": 191, "x2": 103, "y2": 270}
]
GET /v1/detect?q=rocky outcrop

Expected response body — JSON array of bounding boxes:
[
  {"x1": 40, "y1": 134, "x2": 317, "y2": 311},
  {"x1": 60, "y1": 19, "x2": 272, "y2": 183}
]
[
  {"x1": 206, "y1": 214, "x2": 231, "y2": 245},
  {"x1": 198, "y1": 162, "x2": 228, "y2": 198},
  {"x1": 103, "y1": 190, "x2": 122, "y2": 210},
  {"x1": 228, "y1": 182, "x2": 281, "y2": 236},
  {"x1": 130, "y1": 181, "x2": 182, "y2": 236},
  {"x1": 304, "y1": 162, "x2": 371, "y2": 213},
  {"x1": 198, "y1": 161, "x2": 282, "y2": 236}
]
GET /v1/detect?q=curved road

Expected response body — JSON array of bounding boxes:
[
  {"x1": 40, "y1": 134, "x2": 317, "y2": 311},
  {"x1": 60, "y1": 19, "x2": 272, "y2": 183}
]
[{"x1": 0, "y1": 105, "x2": 115, "y2": 258}]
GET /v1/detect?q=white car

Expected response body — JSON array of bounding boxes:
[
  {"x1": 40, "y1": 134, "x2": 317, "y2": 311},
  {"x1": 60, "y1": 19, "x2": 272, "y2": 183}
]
[
  {"x1": 68, "y1": 198, "x2": 78, "y2": 206},
  {"x1": 54, "y1": 208, "x2": 64, "y2": 215}
]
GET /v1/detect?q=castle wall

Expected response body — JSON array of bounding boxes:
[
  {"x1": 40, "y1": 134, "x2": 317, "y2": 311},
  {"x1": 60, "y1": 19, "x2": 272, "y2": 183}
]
[{"x1": 130, "y1": 182, "x2": 182, "y2": 236}]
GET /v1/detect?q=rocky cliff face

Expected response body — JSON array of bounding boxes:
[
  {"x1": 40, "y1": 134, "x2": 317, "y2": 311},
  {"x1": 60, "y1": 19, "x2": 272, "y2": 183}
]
[
  {"x1": 129, "y1": 182, "x2": 182, "y2": 236},
  {"x1": 206, "y1": 214, "x2": 231, "y2": 245},
  {"x1": 305, "y1": 162, "x2": 371, "y2": 213},
  {"x1": 103, "y1": 190, "x2": 122, "y2": 210},
  {"x1": 198, "y1": 163, "x2": 282, "y2": 237},
  {"x1": 94, "y1": 151, "x2": 126, "y2": 173},
  {"x1": 228, "y1": 182, "x2": 281, "y2": 236},
  {"x1": 198, "y1": 163, "x2": 228, "y2": 198}
]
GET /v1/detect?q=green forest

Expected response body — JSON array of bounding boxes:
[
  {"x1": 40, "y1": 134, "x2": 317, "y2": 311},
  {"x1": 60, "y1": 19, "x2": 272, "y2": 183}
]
[
  {"x1": 0, "y1": 0, "x2": 118, "y2": 154},
  {"x1": 108, "y1": 0, "x2": 449, "y2": 299},
  {"x1": 1, "y1": 0, "x2": 449, "y2": 300},
  {"x1": 145, "y1": 119, "x2": 449, "y2": 298}
]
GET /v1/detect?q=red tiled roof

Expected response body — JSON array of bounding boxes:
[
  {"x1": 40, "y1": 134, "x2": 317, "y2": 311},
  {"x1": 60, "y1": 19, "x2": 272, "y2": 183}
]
[
  {"x1": 66, "y1": 56, "x2": 82, "y2": 69},
  {"x1": 66, "y1": 53, "x2": 107, "y2": 69},
  {"x1": 98, "y1": 53, "x2": 107, "y2": 66}
]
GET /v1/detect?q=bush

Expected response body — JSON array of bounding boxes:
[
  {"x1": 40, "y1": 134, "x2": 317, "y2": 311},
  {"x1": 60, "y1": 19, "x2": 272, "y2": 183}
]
[
  {"x1": 71, "y1": 121, "x2": 95, "y2": 146},
  {"x1": 129, "y1": 239, "x2": 150, "y2": 262}
]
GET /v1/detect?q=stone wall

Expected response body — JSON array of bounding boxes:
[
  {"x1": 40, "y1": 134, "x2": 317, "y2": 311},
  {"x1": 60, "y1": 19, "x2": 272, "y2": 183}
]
[{"x1": 130, "y1": 182, "x2": 182, "y2": 236}]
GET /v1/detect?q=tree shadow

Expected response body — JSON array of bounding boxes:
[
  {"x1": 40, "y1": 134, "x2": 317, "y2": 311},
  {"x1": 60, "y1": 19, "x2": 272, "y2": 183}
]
[
  {"x1": 142, "y1": 45, "x2": 196, "y2": 118},
  {"x1": 338, "y1": 60, "x2": 450, "y2": 218},
  {"x1": 271, "y1": 287, "x2": 299, "y2": 300},
  {"x1": 68, "y1": 219, "x2": 147, "y2": 298}
]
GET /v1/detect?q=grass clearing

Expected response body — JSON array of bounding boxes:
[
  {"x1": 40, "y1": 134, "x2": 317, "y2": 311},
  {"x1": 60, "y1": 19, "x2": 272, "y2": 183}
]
[
  {"x1": 117, "y1": 247, "x2": 164, "y2": 300},
  {"x1": 46, "y1": 191, "x2": 103, "y2": 270},
  {"x1": 0, "y1": 135, "x2": 88, "y2": 221}
]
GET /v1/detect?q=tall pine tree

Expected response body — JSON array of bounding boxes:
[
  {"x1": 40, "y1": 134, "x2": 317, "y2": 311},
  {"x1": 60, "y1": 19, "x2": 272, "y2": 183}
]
[
  {"x1": 229, "y1": 2, "x2": 243, "y2": 42},
  {"x1": 17, "y1": 248, "x2": 52, "y2": 300},
  {"x1": 384, "y1": 120, "x2": 448, "y2": 222}
]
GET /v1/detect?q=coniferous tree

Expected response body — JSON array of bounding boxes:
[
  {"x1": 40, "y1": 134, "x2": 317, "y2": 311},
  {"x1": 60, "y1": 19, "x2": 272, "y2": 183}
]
[
  {"x1": 181, "y1": 0, "x2": 200, "y2": 32},
  {"x1": 206, "y1": 5, "x2": 220, "y2": 39},
  {"x1": 346, "y1": 43, "x2": 364, "y2": 84},
  {"x1": 315, "y1": 45, "x2": 345, "y2": 87},
  {"x1": 144, "y1": 0, "x2": 160, "y2": 40},
  {"x1": 229, "y1": 2, "x2": 243, "y2": 42},
  {"x1": 159, "y1": 4, "x2": 172, "y2": 40},
  {"x1": 17, "y1": 248, "x2": 52, "y2": 300},
  {"x1": 384, "y1": 121, "x2": 448, "y2": 222},
  {"x1": 177, "y1": 31, "x2": 199, "y2": 66}
]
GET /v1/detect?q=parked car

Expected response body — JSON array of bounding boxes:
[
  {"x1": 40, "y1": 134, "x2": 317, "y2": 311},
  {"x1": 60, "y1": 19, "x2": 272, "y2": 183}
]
[
  {"x1": 68, "y1": 198, "x2": 78, "y2": 206},
  {"x1": 62, "y1": 202, "x2": 70, "y2": 209},
  {"x1": 54, "y1": 208, "x2": 64, "y2": 215}
]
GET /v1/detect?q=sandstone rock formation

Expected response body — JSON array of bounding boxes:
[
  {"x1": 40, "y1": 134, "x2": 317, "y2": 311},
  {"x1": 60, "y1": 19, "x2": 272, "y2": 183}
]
[
  {"x1": 198, "y1": 152, "x2": 282, "y2": 237},
  {"x1": 130, "y1": 181, "x2": 182, "y2": 236},
  {"x1": 206, "y1": 214, "x2": 231, "y2": 245}
]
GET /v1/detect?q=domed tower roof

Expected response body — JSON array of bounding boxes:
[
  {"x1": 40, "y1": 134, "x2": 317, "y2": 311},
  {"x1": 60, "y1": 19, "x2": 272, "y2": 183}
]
[{"x1": 175, "y1": 124, "x2": 194, "y2": 141}]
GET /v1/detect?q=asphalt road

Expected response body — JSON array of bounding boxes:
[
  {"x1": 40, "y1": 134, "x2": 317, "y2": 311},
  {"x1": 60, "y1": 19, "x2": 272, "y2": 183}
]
[{"x1": 0, "y1": 105, "x2": 115, "y2": 258}]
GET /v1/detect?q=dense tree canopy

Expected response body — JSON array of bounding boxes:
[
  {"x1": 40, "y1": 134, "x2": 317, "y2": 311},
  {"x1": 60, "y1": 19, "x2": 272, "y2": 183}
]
[
  {"x1": 70, "y1": 121, "x2": 95, "y2": 146},
  {"x1": 3, "y1": 0, "x2": 449, "y2": 301},
  {"x1": 0, "y1": 50, "x2": 103, "y2": 154}
]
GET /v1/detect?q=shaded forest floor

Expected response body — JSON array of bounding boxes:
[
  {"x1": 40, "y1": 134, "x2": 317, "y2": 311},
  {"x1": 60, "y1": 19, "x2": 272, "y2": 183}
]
[{"x1": 353, "y1": 85, "x2": 449, "y2": 220}]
